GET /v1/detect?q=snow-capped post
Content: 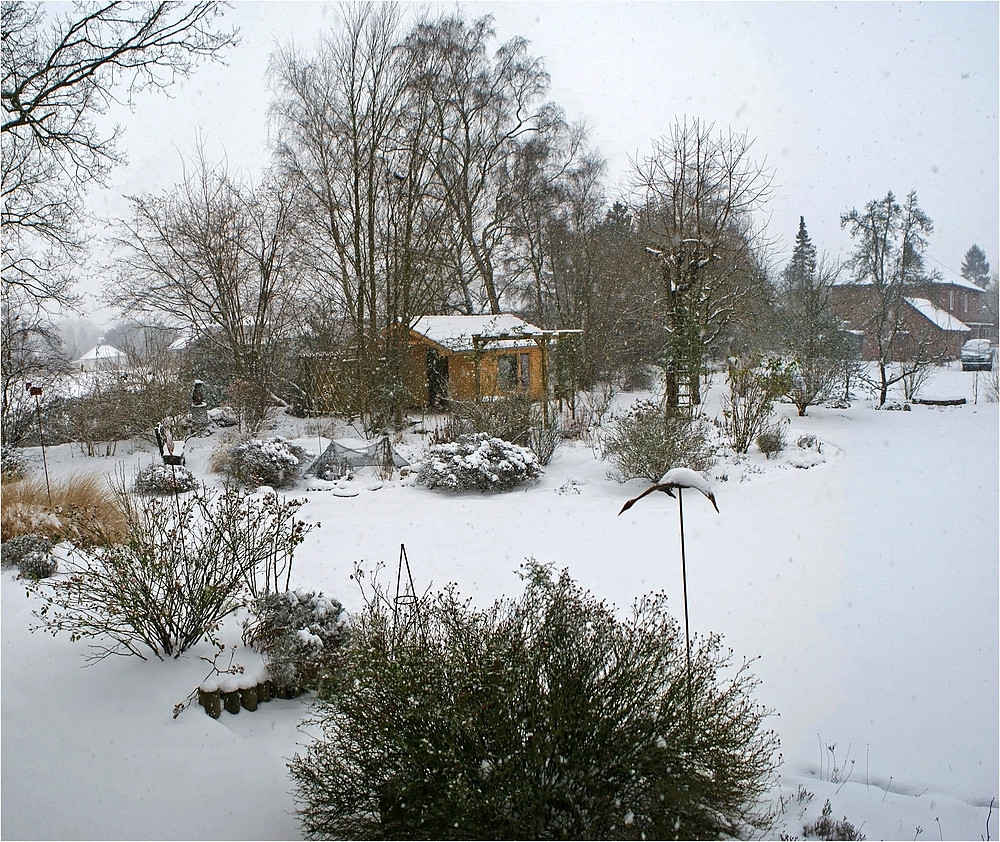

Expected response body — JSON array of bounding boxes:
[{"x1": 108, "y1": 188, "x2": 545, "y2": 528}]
[{"x1": 619, "y1": 467, "x2": 719, "y2": 737}]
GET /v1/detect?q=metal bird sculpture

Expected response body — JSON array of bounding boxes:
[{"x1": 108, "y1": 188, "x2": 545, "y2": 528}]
[{"x1": 618, "y1": 467, "x2": 719, "y2": 515}]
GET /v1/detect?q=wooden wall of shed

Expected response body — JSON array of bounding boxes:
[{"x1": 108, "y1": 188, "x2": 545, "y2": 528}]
[
  {"x1": 474, "y1": 348, "x2": 544, "y2": 401},
  {"x1": 404, "y1": 339, "x2": 546, "y2": 406}
]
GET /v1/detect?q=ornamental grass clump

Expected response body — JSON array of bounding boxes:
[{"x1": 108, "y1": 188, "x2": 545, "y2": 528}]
[
  {"x1": 289, "y1": 561, "x2": 779, "y2": 840},
  {"x1": 417, "y1": 433, "x2": 540, "y2": 491},
  {"x1": 0, "y1": 472, "x2": 124, "y2": 546}
]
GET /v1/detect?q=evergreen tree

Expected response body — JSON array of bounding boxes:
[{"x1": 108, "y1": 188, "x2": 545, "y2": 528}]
[
  {"x1": 786, "y1": 216, "x2": 817, "y2": 284},
  {"x1": 960, "y1": 244, "x2": 991, "y2": 288},
  {"x1": 777, "y1": 217, "x2": 855, "y2": 415}
]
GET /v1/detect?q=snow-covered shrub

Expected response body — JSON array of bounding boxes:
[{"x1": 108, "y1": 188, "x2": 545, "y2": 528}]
[
  {"x1": 527, "y1": 405, "x2": 561, "y2": 467},
  {"x1": 756, "y1": 423, "x2": 787, "y2": 459},
  {"x1": 802, "y1": 799, "x2": 866, "y2": 841},
  {"x1": 289, "y1": 561, "x2": 779, "y2": 840},
  {"x1": 26, "y1": 483, "x2": 316, "y2": 661},
  {"x1": 1, "y1": 448, "x2": 29, "y2": 480},
  {"x1": 2, "y1": 533, "x2": 56, "y2": 579},
  {"x1": 449, "y1": 396, "x2": 559, "y2": 466},
  {"x1": 417, "y1": 433, "x2": 540, "y2": 491},
  {"x1": 602, "y1": 400, "x2": 716, "y2": 483},
  {"x1": 227, "y1": 436, "x2": 307, "y2": 489},
  {"x1": 452, "y1": 393, "x2": 533, "y2": 446},
  {"x1": 722, "y1": 355, "x2": 794, "y2": 454},
  {"x1": 133, "y1": 463, "x2": 197, "y2": 495},
  {"x1": 244, "y1": 590, "x2": 348, "y2": 693}
]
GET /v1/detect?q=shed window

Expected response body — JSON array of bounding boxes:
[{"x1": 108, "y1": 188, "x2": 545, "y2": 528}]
[{"x1": 498, "y1": 353, "x2": 530, "y2": 391}]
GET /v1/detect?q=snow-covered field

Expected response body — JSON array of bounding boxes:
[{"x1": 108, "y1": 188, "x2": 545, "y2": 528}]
[{"x1": 2, "y1": 365, "x2": 997, "y2": 840}]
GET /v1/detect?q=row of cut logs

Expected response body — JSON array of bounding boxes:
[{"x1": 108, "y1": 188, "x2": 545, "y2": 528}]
[{"x1": 197, "y1": 674, "x2": 301, "y2": 717}]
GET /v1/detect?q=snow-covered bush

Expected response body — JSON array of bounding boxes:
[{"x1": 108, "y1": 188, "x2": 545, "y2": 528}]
[
  {"x1": 26, "y1": 483, "x2": 316, "y2": 661},
  {"x1": 722, "y1": 355, "x2": 795, "y2": 454},
  {"x1": 133, "y1": 463, "x2": 197, "y2": 495},
  {"x1": 227, "y1": 436, "x2": 307, "y2": 489},
  {"x1": 2, "y1": 533, "x2": 56, "y2": 579},
  {"x1": 452, "y1": 393, "x2": 532, "y2": 445},
  {"x1": 244, "y1": 590, "x2": 348, "y2": 694},
  {"x1": 527, "y1": 405, "x2": 561, "y2": 467},
  {"x1": 417, "y1": 433, "x2": 540, "y2": 491},
  {"x1": 448, "y1": 396, "x2": 560, "y2": 466},
  {"x1": 756, "y1": 423, "x2": 787, "y2": 459},
  {"x1": 1, "y1": 448, "x2": 29, "y2": 480},
  {"x1": 602, "y1": 400, "x2": 716, "y2": 482},
  {"x1": 289, "y1": 561, "x2": 779, "y2": 840}
]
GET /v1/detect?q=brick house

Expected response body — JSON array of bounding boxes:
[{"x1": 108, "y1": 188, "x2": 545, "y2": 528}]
[{"x1": 830, "y1": 273, "x2": 993, "y2": 361}]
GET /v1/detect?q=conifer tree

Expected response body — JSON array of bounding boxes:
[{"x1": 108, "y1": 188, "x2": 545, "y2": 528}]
[
  {"x1": 777, "y1": 217, "x2": 854, "y2": 414},
  {"x1": 960, "y1": 244, "x2": 991, "y2": 288}
]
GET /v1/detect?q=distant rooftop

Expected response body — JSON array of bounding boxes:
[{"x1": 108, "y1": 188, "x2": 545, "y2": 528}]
[
  {"x1": 833, "y1": 273, "x2": 985, "y2": 292},
  {"x1": 904, "y1": 297, "x2": 971, "y2": 332}
]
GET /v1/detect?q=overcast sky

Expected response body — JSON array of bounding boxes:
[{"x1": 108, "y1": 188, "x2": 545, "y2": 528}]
[{"x1": 85, "y1": 0, "x2": 999, "y2": 322}]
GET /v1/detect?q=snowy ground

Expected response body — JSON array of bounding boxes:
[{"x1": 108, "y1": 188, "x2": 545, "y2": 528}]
[{"x1": 2, "y1": 364, "x2": 997, "y2": 840}]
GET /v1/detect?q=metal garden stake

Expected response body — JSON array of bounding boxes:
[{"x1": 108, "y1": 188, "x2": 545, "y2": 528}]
[{"x1": 619, "y1": 467, "x2": 719, "y2": 737}]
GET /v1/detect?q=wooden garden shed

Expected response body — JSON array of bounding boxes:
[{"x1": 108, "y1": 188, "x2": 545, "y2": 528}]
[{"x1": 403, "y1": 315, "x2": 577, "y2": 407}]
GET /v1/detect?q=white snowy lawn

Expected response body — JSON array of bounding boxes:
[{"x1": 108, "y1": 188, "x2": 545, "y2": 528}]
[{"x1": 2, "y1": 365, "x2": 997, "y2": 841}]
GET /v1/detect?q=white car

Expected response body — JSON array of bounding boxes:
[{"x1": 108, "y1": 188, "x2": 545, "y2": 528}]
[{"x1": 960, "y1": 338, "x2": 994, "y2": 372}]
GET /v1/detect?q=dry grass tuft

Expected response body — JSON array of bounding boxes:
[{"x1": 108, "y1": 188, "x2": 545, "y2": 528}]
[{"x1": 1, "y1": 472, "x2": 126, "y2": 546}]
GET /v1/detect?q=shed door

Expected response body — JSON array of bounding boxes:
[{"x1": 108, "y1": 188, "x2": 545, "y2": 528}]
[{"x1": 427, "y1": 348, "x2": 449, "y2": 406}]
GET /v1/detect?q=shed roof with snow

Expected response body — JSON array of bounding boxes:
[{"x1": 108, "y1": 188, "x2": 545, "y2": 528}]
[{"x1": 409, "y1": 315, "x2": 543, "y2": 353}]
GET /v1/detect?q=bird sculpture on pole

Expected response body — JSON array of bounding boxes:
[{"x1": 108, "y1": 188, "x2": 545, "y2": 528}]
[
  {"x1": 618, "y1": 466, "x2": 719, "y2": 514},
  {"x1": 618, "y1": 466, "x2": 719, "y2": 737}
]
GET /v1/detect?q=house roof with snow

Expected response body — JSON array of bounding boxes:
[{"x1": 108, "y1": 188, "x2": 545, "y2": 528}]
[
  {"x1": 833, "y1": 273, "x2": 985, "y2": 292},
  {"x1": 409, "y1": 315, "x2": 543, "y2": 353},
  {"x1": 904, "y1": 297, "x2": 971, "y2": 332},
  {"x1": 74, "y1": 342, "x2": 126, "y2": 364}
]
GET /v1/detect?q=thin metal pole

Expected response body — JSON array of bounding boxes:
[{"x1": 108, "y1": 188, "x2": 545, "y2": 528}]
[
  {"x1": 678, "y1": 488, "x2": 693, "y2": 737},
  {"x1": 33, "y1": 392, "x2": 52, "y2": 505}
]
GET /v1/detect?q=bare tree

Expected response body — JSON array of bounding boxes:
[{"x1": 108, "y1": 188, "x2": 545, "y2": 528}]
[
  {"x1": 1, "y1": 0, "x2": 238, "y2": 310},
  {"x1": 1, "y1": 292, "x2": 71, "y2": 446},
  {"x1": 403, "y1": 13, "x2": 551, "y2": 314},
  {"x1": 109, "y1": 148, "x2": 303, "y2": 418},
  {"x1": 630, "y1": 118, "x2": 774, "y2": 407},
  {"x1": 270, "y1": 4, "x2": 455, "y2": 429},
  {"x1": 840, "y1": 190, "x2": 939, "y2": 406},
  {"x1": 506, "y1": 114, "x2": 598, "y2": 323}
]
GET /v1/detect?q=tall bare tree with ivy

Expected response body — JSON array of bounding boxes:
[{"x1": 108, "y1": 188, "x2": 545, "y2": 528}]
[{"x1": 630, "y1": 118, "x2": 773, "y2": 408}]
